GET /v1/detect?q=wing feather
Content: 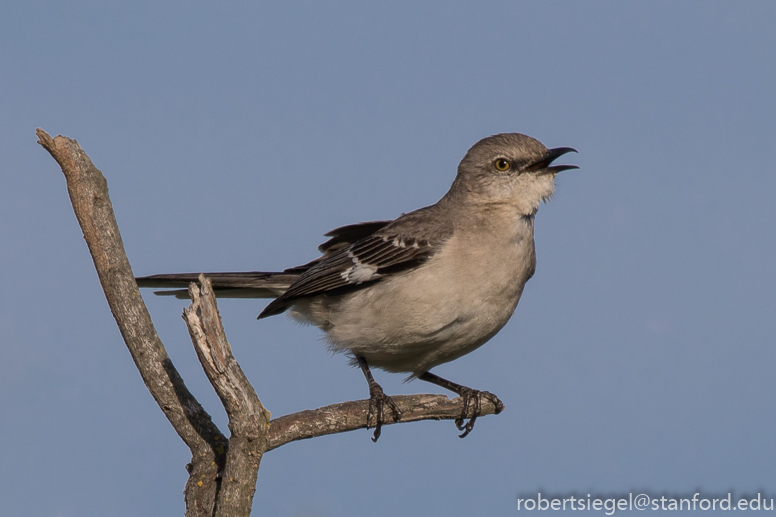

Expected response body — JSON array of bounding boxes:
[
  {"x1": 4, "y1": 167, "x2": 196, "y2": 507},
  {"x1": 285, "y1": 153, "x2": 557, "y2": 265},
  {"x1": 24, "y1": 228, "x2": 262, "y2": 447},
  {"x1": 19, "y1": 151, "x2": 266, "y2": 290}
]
[{"x1": 258, "y1": 233, "x2": 438, "y2": 318}]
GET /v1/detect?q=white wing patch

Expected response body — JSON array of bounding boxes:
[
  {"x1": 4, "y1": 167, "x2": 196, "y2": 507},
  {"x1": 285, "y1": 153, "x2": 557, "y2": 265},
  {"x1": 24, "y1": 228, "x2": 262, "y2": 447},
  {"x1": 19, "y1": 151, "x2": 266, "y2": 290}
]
[{"x1": 341, "y1": 250, "x2": 379, "y2": 284}]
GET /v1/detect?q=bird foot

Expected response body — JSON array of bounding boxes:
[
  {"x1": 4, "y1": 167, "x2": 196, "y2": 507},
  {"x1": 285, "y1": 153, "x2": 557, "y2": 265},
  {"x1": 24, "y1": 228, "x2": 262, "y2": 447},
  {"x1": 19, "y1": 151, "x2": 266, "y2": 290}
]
[
  {"x1": 366, "y1": 381, "x2": 401, "y2": 442},
  {"x1": 454, "y1": 389, "x2": 505, "y2": 438}
]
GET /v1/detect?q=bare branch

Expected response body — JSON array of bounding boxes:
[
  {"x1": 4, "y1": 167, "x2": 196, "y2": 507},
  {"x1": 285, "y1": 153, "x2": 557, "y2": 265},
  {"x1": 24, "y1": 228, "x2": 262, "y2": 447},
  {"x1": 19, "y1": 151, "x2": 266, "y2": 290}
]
[
  {"x1": 183, "y1": 276, "x2": 270, "y2": 516},
  {"x1": 266, "y1": 394, "x2": 502, "y2": 451},
  {"x1": 38, "y1": 128, "x2": 505, "y2": 516},
  {"x1": 37, "y1": 129, "x2": 226, "y2": 517}
]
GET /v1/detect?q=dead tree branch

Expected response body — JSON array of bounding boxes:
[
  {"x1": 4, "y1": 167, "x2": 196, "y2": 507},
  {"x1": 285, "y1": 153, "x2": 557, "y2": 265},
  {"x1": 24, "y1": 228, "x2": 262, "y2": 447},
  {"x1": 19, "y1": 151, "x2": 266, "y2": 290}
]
[
  {"x1": 183, "y1": 276, "x2": 269, "y2": 515},
  {"x1": 38, "y1": 128, "x2": 503, "y2": 516},
  {"x1": 36, "y1": 129, "x2": 226, "y2": 517},
  {"x1": 266, "y1": 394, "x2": 501, "y2": 451}
]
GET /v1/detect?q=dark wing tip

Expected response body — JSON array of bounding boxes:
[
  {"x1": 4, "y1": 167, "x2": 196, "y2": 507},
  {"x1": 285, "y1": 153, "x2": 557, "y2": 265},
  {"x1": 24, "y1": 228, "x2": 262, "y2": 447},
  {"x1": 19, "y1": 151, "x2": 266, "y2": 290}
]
[{"x1": 257, "y1": 298, "x2": 289, "y2": 319}]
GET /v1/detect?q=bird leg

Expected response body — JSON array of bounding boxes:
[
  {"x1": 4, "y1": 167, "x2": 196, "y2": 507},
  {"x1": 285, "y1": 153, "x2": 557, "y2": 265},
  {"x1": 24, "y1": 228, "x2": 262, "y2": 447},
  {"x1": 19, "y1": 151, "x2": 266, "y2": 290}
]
[
  {"x1": 418, "y1": 371, "x2": 505, "y2": 438},
  {"x1": 357, "y1": 356, "x2": 401, "y2": 442}
]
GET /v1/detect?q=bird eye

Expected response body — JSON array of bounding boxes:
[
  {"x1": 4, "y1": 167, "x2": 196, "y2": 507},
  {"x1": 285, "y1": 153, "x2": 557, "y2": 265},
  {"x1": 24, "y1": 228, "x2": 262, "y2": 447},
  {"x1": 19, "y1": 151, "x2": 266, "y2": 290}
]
[{"x1": 494, "y1": 158, "x2": 510, "y2": 171}]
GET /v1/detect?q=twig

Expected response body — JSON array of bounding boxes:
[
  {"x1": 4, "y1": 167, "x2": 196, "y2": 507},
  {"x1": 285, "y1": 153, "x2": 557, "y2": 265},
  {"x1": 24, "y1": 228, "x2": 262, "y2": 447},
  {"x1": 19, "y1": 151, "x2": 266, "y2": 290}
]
[
  {"x1": 183, "y1": 276, "x2": 269, "y2": 515},
  {"x1": 266, "y1": 394, "x2": 502, "y2": 451}
]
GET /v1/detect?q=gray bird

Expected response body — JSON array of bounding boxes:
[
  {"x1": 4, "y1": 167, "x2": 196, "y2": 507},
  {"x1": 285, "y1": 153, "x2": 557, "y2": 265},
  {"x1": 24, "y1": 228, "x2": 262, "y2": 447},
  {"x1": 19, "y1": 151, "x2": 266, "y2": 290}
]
[{"x1": 136, "y1": 133, "x2": 578, "y2": 440}]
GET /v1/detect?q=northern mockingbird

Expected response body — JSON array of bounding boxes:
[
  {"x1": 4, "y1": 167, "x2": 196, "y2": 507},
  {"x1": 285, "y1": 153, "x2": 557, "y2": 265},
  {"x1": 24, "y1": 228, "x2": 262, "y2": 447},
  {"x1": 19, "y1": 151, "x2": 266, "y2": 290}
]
[{"x1": 137, "y1": 133, "x2": 578, "y2": 440}]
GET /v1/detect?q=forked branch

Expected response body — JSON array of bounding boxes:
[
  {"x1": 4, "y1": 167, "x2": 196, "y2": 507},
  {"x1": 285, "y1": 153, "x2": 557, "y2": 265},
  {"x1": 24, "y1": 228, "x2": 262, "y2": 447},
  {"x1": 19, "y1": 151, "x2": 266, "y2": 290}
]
[{"x1": 37, "y1": 128, "x2": 502, "y2": 517}]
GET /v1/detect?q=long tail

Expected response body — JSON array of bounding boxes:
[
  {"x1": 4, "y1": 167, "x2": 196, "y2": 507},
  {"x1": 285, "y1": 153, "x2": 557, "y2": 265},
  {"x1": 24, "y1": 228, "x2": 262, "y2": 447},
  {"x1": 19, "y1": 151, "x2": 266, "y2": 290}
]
[{"x1": 135, "y1": 271, "x2": 300, "y2": 300}]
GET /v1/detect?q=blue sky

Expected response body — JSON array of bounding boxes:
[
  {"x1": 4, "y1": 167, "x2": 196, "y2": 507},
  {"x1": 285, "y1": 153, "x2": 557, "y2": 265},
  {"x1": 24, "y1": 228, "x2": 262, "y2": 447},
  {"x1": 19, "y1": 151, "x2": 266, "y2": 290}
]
[{"x1": 2, "y1": 1, "x2": 775, "y2": 515}]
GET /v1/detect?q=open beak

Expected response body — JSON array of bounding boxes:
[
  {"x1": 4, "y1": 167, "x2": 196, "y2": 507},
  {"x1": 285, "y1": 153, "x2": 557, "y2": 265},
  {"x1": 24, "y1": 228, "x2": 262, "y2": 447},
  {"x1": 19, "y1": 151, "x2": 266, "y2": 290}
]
[{"x1": 524, "y1": 147, "x2": 579, "y2": 175}]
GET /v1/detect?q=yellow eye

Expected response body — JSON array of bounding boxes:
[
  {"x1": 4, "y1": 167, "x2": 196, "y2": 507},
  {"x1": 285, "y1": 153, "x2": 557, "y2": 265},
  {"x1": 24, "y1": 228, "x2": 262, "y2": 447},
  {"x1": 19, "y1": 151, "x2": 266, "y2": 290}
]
[{"x1": 494, "y1": 158, "x2": 510, "y2": 171}]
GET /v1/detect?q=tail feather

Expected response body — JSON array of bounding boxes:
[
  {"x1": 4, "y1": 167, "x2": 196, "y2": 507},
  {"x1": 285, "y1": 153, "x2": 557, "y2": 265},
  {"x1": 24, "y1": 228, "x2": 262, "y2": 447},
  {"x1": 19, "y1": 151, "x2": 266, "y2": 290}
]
[{"x1": 135, "y1": 271, "x2": 299, "y2": 299}]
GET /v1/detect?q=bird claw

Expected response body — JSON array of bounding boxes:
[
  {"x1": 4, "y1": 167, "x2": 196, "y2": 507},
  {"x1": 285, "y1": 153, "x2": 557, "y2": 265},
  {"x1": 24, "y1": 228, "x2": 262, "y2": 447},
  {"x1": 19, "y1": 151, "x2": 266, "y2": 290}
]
[
  {"x1": 366, "y1": 382, "x2": 401, "y2": 442},
  {"x1": 455, "y1": 389, "x2": 504, "y2": 438}
]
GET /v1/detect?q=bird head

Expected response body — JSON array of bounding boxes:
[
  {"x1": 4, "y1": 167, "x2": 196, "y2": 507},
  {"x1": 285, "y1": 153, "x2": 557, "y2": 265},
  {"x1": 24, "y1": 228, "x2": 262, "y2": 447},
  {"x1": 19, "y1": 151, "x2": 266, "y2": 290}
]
[{"x1": 449, "y1": 133, "x2": 578, "y2": 217}]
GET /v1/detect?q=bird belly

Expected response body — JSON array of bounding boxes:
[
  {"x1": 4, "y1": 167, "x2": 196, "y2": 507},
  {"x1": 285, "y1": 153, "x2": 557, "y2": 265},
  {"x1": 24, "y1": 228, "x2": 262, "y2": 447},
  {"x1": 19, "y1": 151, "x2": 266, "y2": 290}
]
[{"x1": 290, "y1": 228, "x2": 535, "y2": 376}]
